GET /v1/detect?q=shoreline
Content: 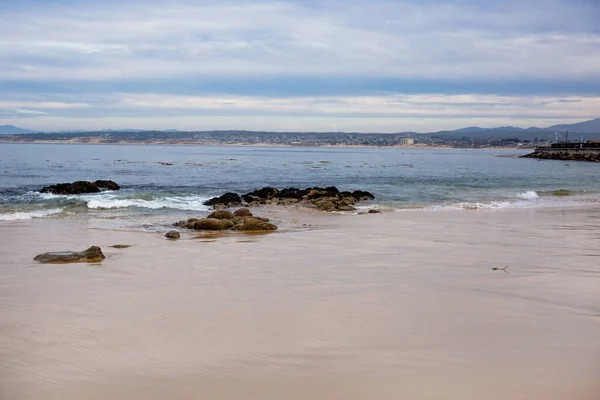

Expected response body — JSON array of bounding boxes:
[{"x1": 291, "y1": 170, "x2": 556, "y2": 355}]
[{"x1": 0, "y1": 139, "x2": 530, "y2": 151}]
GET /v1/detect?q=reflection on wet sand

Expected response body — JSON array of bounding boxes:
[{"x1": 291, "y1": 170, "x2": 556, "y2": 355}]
[{"x1": 1, "y1": 207, "x2": 599, "y2": 400}]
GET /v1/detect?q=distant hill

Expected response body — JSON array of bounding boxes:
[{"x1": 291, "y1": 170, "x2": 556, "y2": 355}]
[
  {"x1": 545, "y1": 118, "x2": 600, "y2": 134},
  {"x1": 450, "y1": 118, "x2": 599, "y2": 135},
  {"x1": 0, "y1": 125, "x2": 34, "y2": 134}
]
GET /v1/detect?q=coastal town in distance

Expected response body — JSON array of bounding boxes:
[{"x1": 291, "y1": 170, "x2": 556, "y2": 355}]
[{"x1": 1, "y1": 117, "x2": 599, "y2": 149}]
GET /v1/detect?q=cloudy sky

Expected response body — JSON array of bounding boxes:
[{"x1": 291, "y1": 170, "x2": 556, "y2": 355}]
[{"x1": 1, "y1": 0, "x2": 599, "y2": 132}]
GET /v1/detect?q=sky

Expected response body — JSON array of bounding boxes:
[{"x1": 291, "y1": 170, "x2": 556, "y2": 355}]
[{"x1": 1, "y1": 0, "x2": 600, "y2": 133}]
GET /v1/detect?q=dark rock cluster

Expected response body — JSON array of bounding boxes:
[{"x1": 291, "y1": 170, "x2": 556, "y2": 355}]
[
  {"x1": 40, "y1": 180, "x2": 120, "y2": 194},
  {"x1": 173, "y1": 208, "x2": 277, "y2": 232},
  {"x1": 204, "y1": 186, "x2": 375, "y2": 212},
  {"x1": 522, "y1": 151, "x2": 600, "y2": 162}
]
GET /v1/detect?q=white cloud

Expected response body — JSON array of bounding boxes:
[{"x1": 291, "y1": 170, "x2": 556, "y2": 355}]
[
  {"x1": 0, "y1": 0, "x2": 599, "y2": 80},
  {"x1": 2, "y1": 92, "x2": 599, "y2": 132}
]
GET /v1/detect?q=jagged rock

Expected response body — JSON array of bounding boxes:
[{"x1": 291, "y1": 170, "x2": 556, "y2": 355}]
[
  {"x1": 207, "y1": 210, "x2": 235, "y2": 220},
  {"x1": 232, "y1": 217, "x2": 278, "y2": 231},
  {"x1": 203, "y1": 193, "x2": 242, "y2": 208},
  {"x1": 39, "y1": 180, "x2": 119, "y2": 194},
  {"x1": 34, "y1": 246, "x2": 106, "y2": 264},
  {"x1": 351, "y1": 190, "x2": 375, "y2": 201},
  {"x1": 165, "y1": 230, "x2": 180, "y2": 239},
  {"x1": 40, "y1": 181, "x2": 100, "y2": 194},
  {"x1": 94, "y1": 180, "x2": 120, "y2": 191},
  {"x1": 244, "y1": 186, "x2": 278, "y2": 200},
  {"x1": 233, "y1": 208, "x2": 253, "y2": 217},
  {"x1": 277, "y1": 187, "x2": 307, "y2": 199},
  {"x1": 341, "y1": 196, "x2": 356, "y2": 206},
  {"x1": 314, "y1": 199, "x2": 337, "y2": 211}
]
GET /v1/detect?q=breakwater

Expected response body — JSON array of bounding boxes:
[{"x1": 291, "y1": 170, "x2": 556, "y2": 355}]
[{"x1": 523, "y1": 146, "x2": 600, "y2": 162}]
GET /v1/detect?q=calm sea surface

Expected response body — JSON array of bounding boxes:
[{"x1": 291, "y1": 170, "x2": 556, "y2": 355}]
[{"x1": 1, "y1": 143, "x2": 599, "y2": 221}]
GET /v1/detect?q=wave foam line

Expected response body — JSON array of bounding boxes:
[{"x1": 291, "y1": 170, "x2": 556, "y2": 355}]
[{"x1": 0, "y1": 208, "x2": 64, "y2": 221}]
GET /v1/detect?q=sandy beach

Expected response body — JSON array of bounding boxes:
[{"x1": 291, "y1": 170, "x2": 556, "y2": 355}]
[{"x1": 1, "y1": 206, "x2": 599, "y2": 400}]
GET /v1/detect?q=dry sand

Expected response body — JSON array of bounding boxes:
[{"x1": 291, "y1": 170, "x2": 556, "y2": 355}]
[{"x1": 1, "y1": 206, "x2": 599, "y2": 400}]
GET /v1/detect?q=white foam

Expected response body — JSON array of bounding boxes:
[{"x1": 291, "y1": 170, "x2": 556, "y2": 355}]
[
  {"x1": 516, "y1": 190, "x2": 539, "y2": 200},
  {"x1": 0, "y1": 208, "x2": 63, "y2": 221},
  {"x1": 85, "y1": 194, "x2": 211, "y2": 211}
]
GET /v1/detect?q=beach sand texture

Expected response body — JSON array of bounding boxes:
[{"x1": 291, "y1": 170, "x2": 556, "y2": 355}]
[{"x1": 1, "y1": 207, "x2": 599, "y2": 400}]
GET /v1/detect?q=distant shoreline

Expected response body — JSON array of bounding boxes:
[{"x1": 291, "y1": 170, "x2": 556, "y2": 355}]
[{"x1": 0, "y1": 139, "x2": 528, "y2": 151}]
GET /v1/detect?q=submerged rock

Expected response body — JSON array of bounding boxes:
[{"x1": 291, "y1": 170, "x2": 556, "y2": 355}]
[
  {"x1": 40, "y1": 180, "x2": 120, "y2": 195},
  {"x1": 110, "y1": 244, "x2": 132, "y2": 248},
  {"x1": 34, "y1": 246, "x2": 106, "y2": 264},
  {"x1": 165, "y1": 230, "x2": 181, "y2": 239}
]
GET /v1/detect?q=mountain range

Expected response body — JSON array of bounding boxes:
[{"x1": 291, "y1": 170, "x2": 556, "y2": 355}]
[
  {"x1": 450, "y1": 118, "x2": 600, "y2": 134},
  {"x1": 1, "y1": 118, "x2": 599, "y2": 136}
]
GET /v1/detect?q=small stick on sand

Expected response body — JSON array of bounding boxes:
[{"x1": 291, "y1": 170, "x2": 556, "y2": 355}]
[{"x1": 491, "y1": 265, "x2": 509, "y2": 273}]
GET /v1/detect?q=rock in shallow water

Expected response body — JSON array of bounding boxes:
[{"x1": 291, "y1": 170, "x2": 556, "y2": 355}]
[
  {"x1": 203, "y1": 192, "x2": 242, "y2": 208},
  {"x1": 39, "y1": 180, "x2": 120, "y2": 195},
  {"x1": 165, "y1": 230, "x2": 181, "y2": 239},
  {"x1": 33, "y1": 246, "x2": 106, "y2": 264}
]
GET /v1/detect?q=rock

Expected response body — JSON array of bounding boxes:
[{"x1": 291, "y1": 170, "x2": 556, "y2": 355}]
[
  {"x1": 165, "y1": 230, "x2": 180, "y2": 239},
  {"x1": 192, "y1": 218, "x2": 229, "y2": 230},
  {"x1": 232, "y1": 216, "x2": 245, "y2": 224},
  {"x1": 233, "y1": 208, "x2": 253, "y2": 217},
  {"x1": 341, "y1": 196, "x2": 356, "y2": 206},
  {"x1": 232, "y1": 217, "x2": 278, "y2": 232},
  {"x1": 241, "y1": 194, "x2": 261, "y2": 204},
  {"x1": 314, "y1": 199, "x2": 337, "y2": 211},
  {"x1": 243, "y1": 186, "x2": 278, "y2": 200},
  {"x1": 368, "y1": 209, "x2": 382, "y2": 214},
  {"x1": 34, "y1": 246, "x2": 106, "y2": 264},
  {"x1": 40, "y1": 181, "x2": 100, "y2": 195},
  {"x1": 203, "y1": 192, "x2": 242, "y2": 208},
  {"x1": 207, "y1": 210, "x2": 235, "y2": 220},
  {"x1": 93, "y1": 180, "x2": 120, "y2": 191},
  {"x1": 221, "y1": 219, "x2": 235, "y2": 229},
  {"x1": 39, "y1": 180, "x2": 120, "y2": 194},
  {"x1": 352, "y1": 190, "x2": 375, "y2": 201},
  {"x1": 277, "y1": 187, "x2": 308, "y2": 200},
  {"x1": 110, "y1": 244, "x2": 131, "y2": 248},
  {"x1": 337, "y1": 204, "x2": 355, "y2": 211}
]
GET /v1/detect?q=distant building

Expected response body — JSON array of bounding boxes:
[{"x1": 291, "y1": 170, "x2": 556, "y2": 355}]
[{"x1": 398, "y1": 137, "x2": 414, "y2": 145}]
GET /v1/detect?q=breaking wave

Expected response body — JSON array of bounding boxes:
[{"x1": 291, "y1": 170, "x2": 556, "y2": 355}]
[{"x1": 0, "y1": 208, "x2": 64, "y2": 221}]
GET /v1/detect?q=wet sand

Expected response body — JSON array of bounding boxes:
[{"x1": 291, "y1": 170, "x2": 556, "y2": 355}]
[{"x1": 1, "y1": 207, "x2": 599, "y2": 400}]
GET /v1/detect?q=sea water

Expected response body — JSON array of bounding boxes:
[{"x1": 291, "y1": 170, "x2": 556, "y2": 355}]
[{"x1": 1, "y1": 143, "x2": 599, "y2": 221}]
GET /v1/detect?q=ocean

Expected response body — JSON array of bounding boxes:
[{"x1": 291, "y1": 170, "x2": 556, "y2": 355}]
[{"x1": 0, "y1": 143, "x2": 599, "y2": 222}]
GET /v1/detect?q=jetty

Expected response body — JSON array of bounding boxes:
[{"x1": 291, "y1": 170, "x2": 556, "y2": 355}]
[{"x1": 523, "y1": 141, "x2": 600, "y2": 162}]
